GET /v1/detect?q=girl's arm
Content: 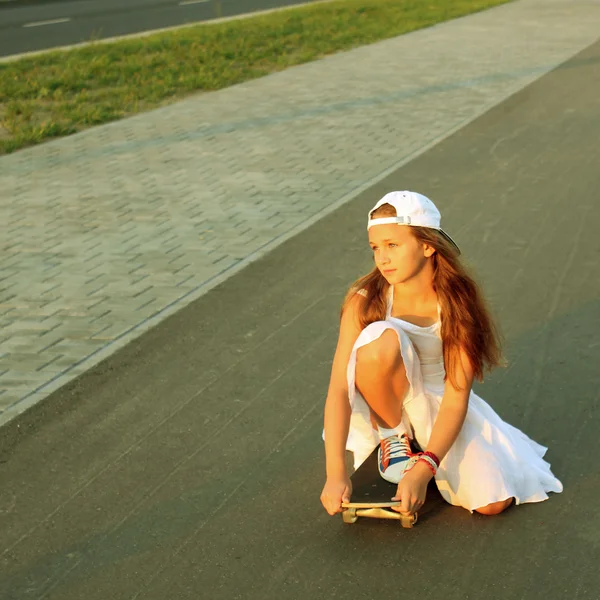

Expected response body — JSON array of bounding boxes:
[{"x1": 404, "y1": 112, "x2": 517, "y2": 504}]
[
  {"x1": 320, "y1": 294, "x2": 364, "y2": 514},
  {"x1": 425, "y1": 347, "x2": 474, "y2": 461},
  {"x1": 393, "y1": 347, "x2": 473, "y2": 514}
]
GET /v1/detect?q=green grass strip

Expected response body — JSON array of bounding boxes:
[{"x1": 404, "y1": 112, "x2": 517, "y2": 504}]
[{"x1": 0, "y1": 0, "x2": 511, "y2": 154}]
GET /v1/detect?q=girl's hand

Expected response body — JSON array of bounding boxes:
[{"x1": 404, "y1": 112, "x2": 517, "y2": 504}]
[
  {"x1": 320, "y1": 476, "x2": 352, "y2": 515},
  {"x1": 392, "y1": 462, "x2": 432, "y2": 515}
]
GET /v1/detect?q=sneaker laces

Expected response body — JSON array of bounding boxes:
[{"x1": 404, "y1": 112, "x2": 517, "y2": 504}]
[{"x1": 379, "y1": 434, "x2": 412, "y2": 471}]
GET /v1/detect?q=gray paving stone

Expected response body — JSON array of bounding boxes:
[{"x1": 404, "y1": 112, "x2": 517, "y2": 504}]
[{"x1": 1, "y1": 0, "x2": 600, "y2": 425}]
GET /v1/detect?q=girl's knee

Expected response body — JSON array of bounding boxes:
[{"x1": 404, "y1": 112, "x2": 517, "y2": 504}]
[
  {"x1": 356, "y1": 328, "x2": 401, "y2": 368},
  {"x1": 474, "y1": 497, "x2": 513, "y2": 516}
]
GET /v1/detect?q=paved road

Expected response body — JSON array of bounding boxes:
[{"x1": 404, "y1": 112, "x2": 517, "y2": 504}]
[{"x1": 0, "y1": 0, "x2": 318, "y2": 58}]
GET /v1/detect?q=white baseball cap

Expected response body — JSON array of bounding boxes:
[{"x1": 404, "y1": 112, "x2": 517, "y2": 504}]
[{"x1": 367, "y1": 190, "x2": 460, "y2": 254}]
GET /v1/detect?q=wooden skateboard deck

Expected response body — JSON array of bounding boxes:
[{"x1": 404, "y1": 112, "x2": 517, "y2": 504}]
[{"x1": 341, "y1": 445, "x2": 418, "y2": 527}]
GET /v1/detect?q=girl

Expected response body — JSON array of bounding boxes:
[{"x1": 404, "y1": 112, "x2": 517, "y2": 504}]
[{"x1": 320, "y1": 191, "x2": 563, "y2": 517}]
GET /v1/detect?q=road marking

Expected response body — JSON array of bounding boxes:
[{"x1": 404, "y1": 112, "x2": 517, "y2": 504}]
[
  {"x1": 179, "y1": 0, "x2": 210, "y2": 5},
  {"x1": 23, "y1": 18, "x2": 72, "y2": 28}
]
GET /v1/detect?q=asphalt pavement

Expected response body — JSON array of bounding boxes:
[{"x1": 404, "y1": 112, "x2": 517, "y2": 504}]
[
  {"x1": 1, "y1": 0, "x2": 600, "y2": 598},
  {"x1": 0, "y1": 0, "x2": 319, "y2": 58}
]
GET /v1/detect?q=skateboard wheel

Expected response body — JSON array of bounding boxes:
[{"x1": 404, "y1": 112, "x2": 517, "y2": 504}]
[
  {"x1": 400, "y1": 513, "x2": 417, "y2": 528},
  {"x1": 342, "y1": 508, "x2": 358, "y2": 524}
]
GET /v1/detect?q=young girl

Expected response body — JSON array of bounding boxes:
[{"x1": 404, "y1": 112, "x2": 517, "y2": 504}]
[{"x1": 320, "y1": 191, "x2": 563, "y2": 517}]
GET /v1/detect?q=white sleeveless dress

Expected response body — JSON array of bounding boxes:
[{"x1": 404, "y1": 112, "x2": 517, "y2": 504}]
[{"x1": 345, "y1": 288, "x2": 563, "y2": 512}]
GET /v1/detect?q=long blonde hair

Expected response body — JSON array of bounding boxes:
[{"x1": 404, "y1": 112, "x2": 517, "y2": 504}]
[{"x1": 342, "y1": 203, "x2": 503, "y2": 387}]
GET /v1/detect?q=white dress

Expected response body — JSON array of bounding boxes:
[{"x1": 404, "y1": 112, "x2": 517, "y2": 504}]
[{"x1": 345, "y1": 288, "x2": 563, "y2": 512}]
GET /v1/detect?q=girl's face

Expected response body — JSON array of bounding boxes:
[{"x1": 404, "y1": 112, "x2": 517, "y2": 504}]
[{"x1": 368, "y1": 224, "x2": 435, "y2": 284}]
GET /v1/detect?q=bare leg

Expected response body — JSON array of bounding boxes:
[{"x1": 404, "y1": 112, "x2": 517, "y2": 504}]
[
  {"x1": 355, "y1": 329, "x2": 409, "y2": 429},
  {"x1": 474, "y1": 498, "x2": 514, "y2": 515}
]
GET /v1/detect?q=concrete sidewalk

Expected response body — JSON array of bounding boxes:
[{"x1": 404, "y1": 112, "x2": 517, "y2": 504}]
[{"x1": 1, "y1": 0, "x2": 599, "y2": 426}]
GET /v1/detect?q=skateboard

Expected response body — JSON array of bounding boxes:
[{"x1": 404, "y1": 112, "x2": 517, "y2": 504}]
[{"x1": 341, "y1": 445, "x2": 418, "y2": 527}]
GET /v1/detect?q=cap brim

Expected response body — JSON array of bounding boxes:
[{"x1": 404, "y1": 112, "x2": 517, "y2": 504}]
[{"x1": 438, "y1": 229, "x2": 461, "y2": 255}]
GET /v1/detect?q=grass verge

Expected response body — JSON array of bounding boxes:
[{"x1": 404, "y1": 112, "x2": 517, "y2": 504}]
[{"x1": 0, "y1": 0, "x2": 511, "y2": 154}]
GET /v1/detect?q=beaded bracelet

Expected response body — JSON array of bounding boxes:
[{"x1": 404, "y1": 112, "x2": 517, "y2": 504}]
[
  {"x1": 423, "y1": 451, "x2": 440, "y2": 468},
  {"x1": 417, "y1": 454, "x2": 438, "y2": 476},
  {"x1": 403, "y1": 453, "x2": 437, "y2": 477}
]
